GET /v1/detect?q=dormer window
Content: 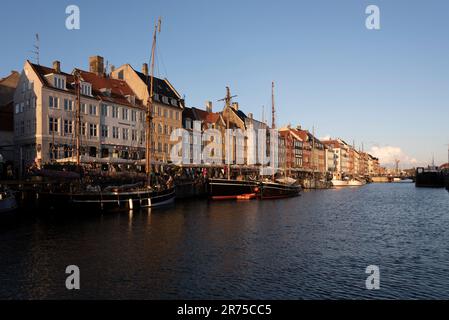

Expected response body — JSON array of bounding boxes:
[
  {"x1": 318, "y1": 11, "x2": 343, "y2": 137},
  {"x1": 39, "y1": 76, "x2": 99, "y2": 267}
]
[
  {"x1": 100, "y1": 88, "x2": 111, "y2": 97},
  {"x1": 126, "y1": 95, "x2": 135, "y2": 104},
  {"x1": 81, "y1": 82, "x2": 92, "y2": 96},
  {"x1": 162, "y1": 96, "x2": 169, "y2": 104},
  {"x1": 170, "y1": 98, "x2": 178, "y2": 107},
  {"x1": 54, "y1": 75, "x2": 66, "y2": 90}
]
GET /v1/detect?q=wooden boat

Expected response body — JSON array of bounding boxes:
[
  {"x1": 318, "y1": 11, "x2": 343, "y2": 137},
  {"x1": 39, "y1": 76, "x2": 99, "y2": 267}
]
[
  {"x1": 35, "y1": 185, "x2": 175, "y2": 211},
  {"x1": 208, "y1": 178, "x2": 260, "y2": 200},
  {"x1": 259, "y1": 177, "x2": 301, "y2": 199}
]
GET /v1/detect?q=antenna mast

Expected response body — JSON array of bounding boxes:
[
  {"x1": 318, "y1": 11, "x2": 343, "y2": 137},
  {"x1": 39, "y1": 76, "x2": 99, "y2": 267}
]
[{"x1": 32, "y1": 34, "x2": 40, "y2": 65}]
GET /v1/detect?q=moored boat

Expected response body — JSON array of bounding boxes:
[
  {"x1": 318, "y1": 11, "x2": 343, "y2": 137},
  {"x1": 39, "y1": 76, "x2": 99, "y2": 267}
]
[
  {"x1": 35, "y1": 184, "x2": 175, "y2": 211},
  {"x1": 208, "y1": 178, "x2": 260, "y2": 200},
  {"x1": 415, "y1": 166, "x2": 444, "y2": 188},
  {"x1": 0, "y1": 186, "x2": 18, "y2": 214},
  {"x1": 259, "y1": 177, "x2": 301, "y2": 199}
]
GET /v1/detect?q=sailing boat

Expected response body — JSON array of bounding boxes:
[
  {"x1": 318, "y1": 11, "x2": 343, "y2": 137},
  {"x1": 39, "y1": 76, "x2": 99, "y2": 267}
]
[
  {"x1": 208, "y1": 87, "x2": 260, "y2": 200},
  {"x1": 258, "y1": 82, "x2": 301, "y2": 199},
  {"x1": 35, "y1": 18, "x2": 175, "y2": 211}
]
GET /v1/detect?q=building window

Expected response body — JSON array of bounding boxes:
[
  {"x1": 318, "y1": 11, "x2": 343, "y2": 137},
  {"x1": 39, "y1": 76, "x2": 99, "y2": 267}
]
[
  {"x1": 164, "y1": 125, "x2": 168, "y2": 135},
  {"x1": 157, "y1": 106, "x2": 161, "y2": 116},
  {"x1": 81, "y1": 83, "x2": 92, "y2": 96},
  {"x1": 81, "y1": 103, "x2": 86, "y2": 114},
  {"x1": 158, "y1": 123, "x2": 162, "y2": 134},
  {"x1": 64, "y1": 120, "x2": 73, "y2": 135},
  {"x1": 101, "y1": 125, "x2": 108, "y2": 138},
  {"x1": 81, "y1": 122, "x2": 86, "y2": 136},
  {"x1": 132, "y1": 129, "x2": 137, "y2": 141},
  {"x1": 49, "y1": 96, "x2": 58, "y2": 108},
  {"x1": 122, "y1": 128, "x2": 129, "y2": 140},
  {"x1": 164, "y1": 109, "x2": 168, "y2": 118},
  {"x1": 158, "y1": 142, "x2": 162, "y2": 152},
  {"x1": 89, "y1": 104, "x2": 97, "y2": 116},
  {"x1": 49, "y1": 117, "x2": 59, "y2": 133},
  {"x1": 64, "y1": 99, "x2": 73, "y2": 111},
  {"x1": 169, "y1": 110, "x2": 173, "y2": 119},
  {"x1": 122, "y1": 108, "x2": 128, "y2": 121},
  {"x1": 101, "y1": 104, "x2": 108, "y2": 117},
  {"x1": 112, "y1": 126, "x2": 119, "y2": 139},
  {"x1": 175, "y1": 111, "x2": 179, "y2": 121},
  {"x1": 112, "y1": 106, "x2": 119, "y2": 118},
  {"x1": 54, "y1": 77, "x2": 65, "y2": 89},
  {"x1": 131, "y1": 110, "x2": 137, "y2": 122},
  {"x1": 89, "y1": 123, "x2": 98, "y2": 137}
]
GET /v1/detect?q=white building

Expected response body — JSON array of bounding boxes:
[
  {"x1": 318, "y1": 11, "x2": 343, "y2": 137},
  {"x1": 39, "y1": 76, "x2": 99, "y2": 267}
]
[{"x1": 13, "y1": 58, "x2": 147, "y2": 175}]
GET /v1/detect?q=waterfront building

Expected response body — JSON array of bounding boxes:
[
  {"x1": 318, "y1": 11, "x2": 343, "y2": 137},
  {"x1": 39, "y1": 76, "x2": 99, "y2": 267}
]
[
  {"x1": 322, "y1": 139, "x2": 351, "y2": 174},
  {"x1": 278, "y1": 127, "x2": 304, "y2": 170},
  {"x1": 324, "y1": 144, "x2": 338, "y2": 173},
  {"x1": 187, "y1": 103, "x2": 226, "y2": 164},
  {"x1": 0, "y1": 71, "x2": 19, "y2": 172},
  {"x1": 295, "y1": 128, "x2": 326, "y2": 173},
  {"x1": 12, "y1": 59, "x2": 148, "y2": 175},
  {"x1": 111, "y1": 61, "x2": 184, "y2": 164}
]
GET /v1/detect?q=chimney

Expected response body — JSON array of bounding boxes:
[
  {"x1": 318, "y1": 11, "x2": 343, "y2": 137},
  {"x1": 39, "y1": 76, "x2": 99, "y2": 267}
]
[
  {"x1": 205, "y1": 101, "x2": 213, "y2": 113},
  {"x1": 232, "y1": 102, "x2": 239, "y2": 110},
  {"x1": 89, "y1": 55, "x2": 104, "y2": 75},
  {"x1": 142, "y1": 63, "x2": 149, "y2": 76},
  {"x1": 248, "y1": 112, "x2": 253, "y2": 119},
  {"x1": 53, "y1": 61, "x2": 61, "y2": 73}
]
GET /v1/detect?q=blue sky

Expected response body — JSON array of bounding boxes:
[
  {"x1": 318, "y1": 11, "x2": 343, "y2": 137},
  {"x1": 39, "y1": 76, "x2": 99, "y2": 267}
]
[{"x1": 1, "y1": 0, "x2": 448, "y2": 167}]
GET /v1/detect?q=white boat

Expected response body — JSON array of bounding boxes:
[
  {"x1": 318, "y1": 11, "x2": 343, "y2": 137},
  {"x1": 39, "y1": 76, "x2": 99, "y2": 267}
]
[
  {"x1": 347, "y1": 178, "x2": 366, "y2": 186},
  {"x1": 331, "y1": 179, "x2": 349, "y2": 187},
  {"x1": 0, "y1": 186, "x2": 18, "y2": 214}
]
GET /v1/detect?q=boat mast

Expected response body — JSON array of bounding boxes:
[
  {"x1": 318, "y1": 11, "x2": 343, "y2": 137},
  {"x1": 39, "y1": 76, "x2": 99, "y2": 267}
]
[
  {"x1": 218, "y1": 86, "x2": 236, "y2": 180},
  {"x1": 146, "y1": 17, "x2": 161, "y2": 178},
  {"x1": 271, "y1": 81, "x2": 275, "y2": 181},
  {"x1": 75, "y1": 71, "x2": 81, "y2": 166}
]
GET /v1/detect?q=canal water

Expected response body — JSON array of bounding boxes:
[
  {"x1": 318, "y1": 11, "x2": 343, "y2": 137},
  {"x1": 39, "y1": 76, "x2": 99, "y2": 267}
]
[{"x1": 1, "y1": 183, "x2": 449, "y2": 299}]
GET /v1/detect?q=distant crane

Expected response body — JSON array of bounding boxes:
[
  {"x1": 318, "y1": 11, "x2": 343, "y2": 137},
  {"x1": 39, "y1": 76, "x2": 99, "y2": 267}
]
[{"x1": 395, "y1": 159, "x2": 400, "y2": 175}]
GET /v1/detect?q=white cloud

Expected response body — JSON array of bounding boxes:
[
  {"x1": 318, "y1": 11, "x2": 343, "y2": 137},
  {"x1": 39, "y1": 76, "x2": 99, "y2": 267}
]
[{"x1": 369, "y1": 145, "x2": 418, "y2": 167}]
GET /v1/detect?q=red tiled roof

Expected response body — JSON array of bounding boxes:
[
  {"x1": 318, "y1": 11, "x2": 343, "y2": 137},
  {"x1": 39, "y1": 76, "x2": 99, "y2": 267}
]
[
  {"x1": 29, "y1": 61, "x2": 143, "y2": 109},
  {"x1": 192, "y1": 107, "x2": 222, "y2": 124},
  {"x1": 77, "y1": 69, "x2": 144, "y2": 108}
]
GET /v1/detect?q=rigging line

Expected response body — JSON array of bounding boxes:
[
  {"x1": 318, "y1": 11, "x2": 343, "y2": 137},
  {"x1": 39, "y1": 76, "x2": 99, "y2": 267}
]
[{"x1": 156, "y1": 41, "x2": 168, "y2": 78}]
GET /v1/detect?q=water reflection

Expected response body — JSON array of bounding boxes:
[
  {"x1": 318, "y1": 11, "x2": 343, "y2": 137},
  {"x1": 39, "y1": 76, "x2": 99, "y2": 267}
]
[{"x1": 1, "y1": 183, "x2": 449, "y2": 299}]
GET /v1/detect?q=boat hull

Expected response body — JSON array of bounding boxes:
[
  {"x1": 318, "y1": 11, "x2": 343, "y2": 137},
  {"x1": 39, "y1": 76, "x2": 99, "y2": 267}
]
[
  {"x1": 332, "y1": 179, "x2": 349, "y2": 187},
  {"x1": 208, "y1": 179, "x2": 259, "y2": 200},
  {"x1": 34, "y1": 187, "x2": 175, "y2": 211},
  {"x1": 259, "y1": 182, "x2": 301, "y2": 199},
  {"x1": 0, "y1": 195, "x2": 18, "y2": 214},
  {"x1": 415, "y1": 168, "x2": 444, "y2": 188}
]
